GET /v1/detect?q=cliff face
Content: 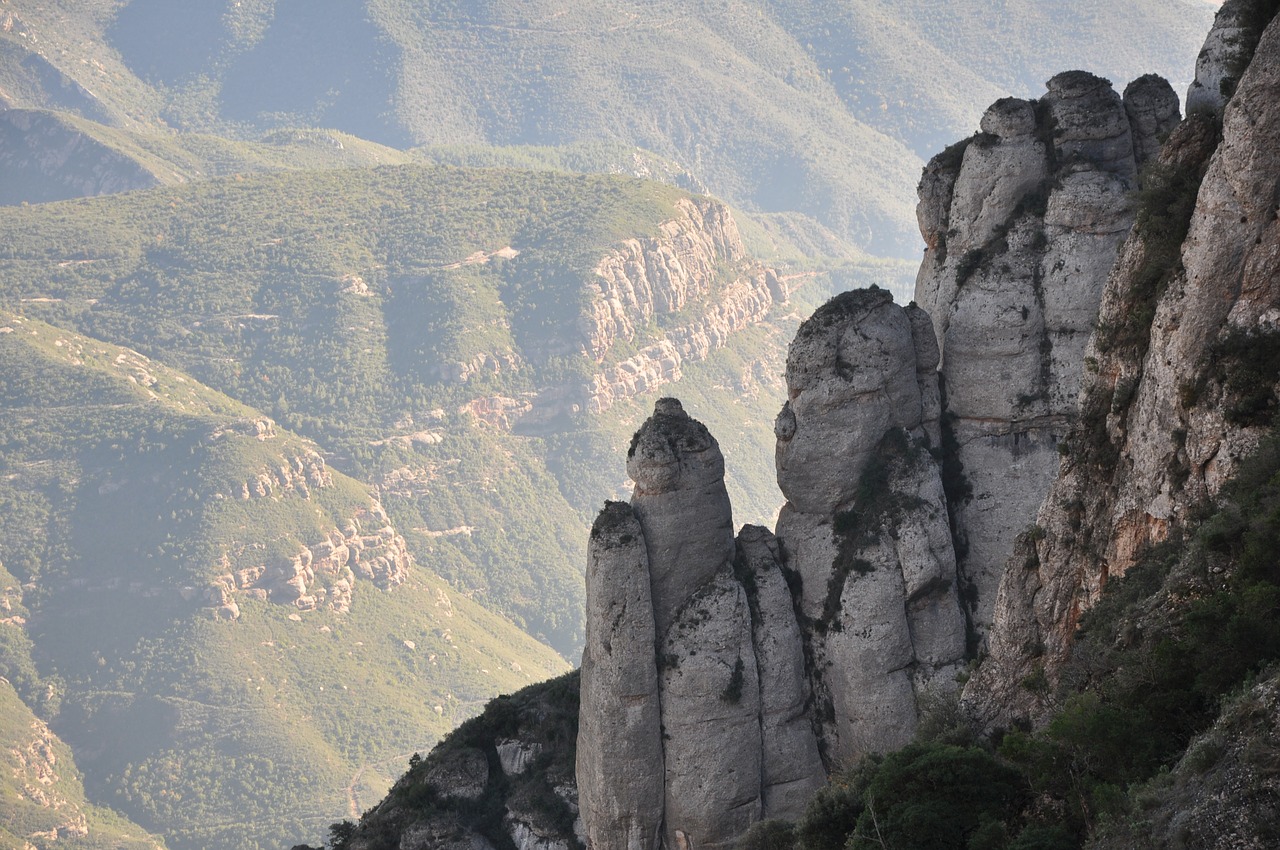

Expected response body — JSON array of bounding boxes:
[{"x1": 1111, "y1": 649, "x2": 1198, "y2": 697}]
[
  {"x1": 914, "y1": 70, "x2": 1180, "y2": 645},
  {"x1": 0, "y1": 109, "x2": 162, "y2": 204},
  {"x1": 970, "y1": 5, "x2": 1280, "y2": 725},
  {"x1": 456, "y1": 198, "x2": 793, "y2": 431}
]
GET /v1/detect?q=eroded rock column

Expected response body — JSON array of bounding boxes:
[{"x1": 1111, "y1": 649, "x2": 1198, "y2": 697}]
[
  {"x1": 774, "y1": 289, "x2": 966, "y2": 768},
  {"x1": 627, "y1": 399, "x2": 762, "y2": 850},
  {"x1": 577, "y1": 502, "x2": 664, "y2": 850}
]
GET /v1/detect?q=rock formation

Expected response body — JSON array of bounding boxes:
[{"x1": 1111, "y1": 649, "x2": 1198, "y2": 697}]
[
  {"x1": 577, "y1": 64, "x2": 1197, "y2": 847},
  {"x1": 447, "y1": 198, "x2": 794, "y2": 432},
  {"x1": 365, "y1": 7, "x2": 1280, "y2": 850},
  {"x1": 969, "y1": 6, "x2": 1280, "y2": 726},
  {"x1": 774, "y1": 290, "x2": 965, "y2": 765},
  {"x1": 1185, "y1": 0, "x2": 1271, "y2": 116},
  {"x1": 914, "y1": 69, "x2": 1180, "y2": 645},
  {"x1": 578, "y1": 399, "x2": 825, "y2": 850},
  {"x1": 577, "y1": 503, "x2": 663, "y2": 850}
]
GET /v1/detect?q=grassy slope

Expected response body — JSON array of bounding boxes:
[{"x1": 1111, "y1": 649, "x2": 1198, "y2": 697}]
[
  {"x1": 0, "y1": 315, "x2": 568, "y2": 850},
  {"x1": 0, "y1": 569, "x2": 164, "y2": 850}
]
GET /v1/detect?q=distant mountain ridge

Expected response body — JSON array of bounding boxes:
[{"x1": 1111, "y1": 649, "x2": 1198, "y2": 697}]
[{"x1": 0, "y1": 0, "x2": 1213, "y2": 254}]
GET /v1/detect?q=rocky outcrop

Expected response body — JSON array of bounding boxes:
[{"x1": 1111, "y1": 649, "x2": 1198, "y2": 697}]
[
  {"x1": 969, "y1": 7, "x2": 1280, "y2": 726},
  {"x1": 585, "y1": 199, "x2": 748, "y2": 360},
  {"x1": 627, "y1": 398, "x2": 736, "y2": 636},
  {"x1": 626, "y1": 399, "x2": 765, "y2": 850},
  {"x1": 577, "y1": 503, "x2": 663, "y2": 850},
  {"x1": 453, "y1": 199, "x2": 791, "y2": 429},
  {"x1": 914, "y1": 70, "x2": 1180, "y2": 646},
  {"x1": 197, "y1": 499, "x2": 409, "y2": 619},
  {"x1": 0, "y1": 108, "x2": 162, "y2": 205},
  {"x1": 1185, "y1": 0, "x2": 1273, "y2": 116},
  {"x1": 774, "y1": 291, "x2": 965, "y2": 766},
  {"x1": 734, "y1": 526, "x2": 825, "y2": 819},
  {"x1": 589, "y1": 265, "x2": 790, "y2": 414}
]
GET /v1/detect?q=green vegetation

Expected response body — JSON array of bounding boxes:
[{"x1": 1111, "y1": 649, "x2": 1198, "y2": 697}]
[
  {"x1": 1203, "y1": 327, "x2": 1280, "y2": 427},
  {"x1": 0, "y1": 675, "x2": 163, "y2": 850},
  {"x1": 0, "y1": 316, "x2": 568, "y2": 849},
  {"x1": 1095, "y1": 117, "x2": 1218, "y2": 357},
  {"x1": 751, "y1": 422, "x2": 1280, "y2": 850}
]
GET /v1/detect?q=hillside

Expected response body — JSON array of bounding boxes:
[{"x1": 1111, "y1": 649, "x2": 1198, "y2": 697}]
[
  {"x1": 0, "y1": 313, "x2": 570, "y2": 849},
  {"x1": 0, "y1": 164, "x2": 805, "y2": 652},
  {"x1": 0, "y1": 162, "x2": 908, "y2": 847},
  {"x1": 0, "y1": 0, "x2": 1213, "y2": 254}
]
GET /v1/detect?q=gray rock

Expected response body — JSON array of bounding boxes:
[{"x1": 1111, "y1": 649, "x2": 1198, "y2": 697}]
[
  {"x1": 1123, "y1": 74, "x2": 1181, "y2": 172},
  {"x1": 628, "y1": 399, "x2": 736, "y2": 638},
  {"x1": 970, "y1": 14, "x2": 1280, "y2": 727},
  {"x1": 774, "y1": 291, "x2": 964, "y2": 767},
  {"x1": 1186, "y1": 0, "x2": 1260, "y2": 116},
  {"x1": 735, "y1": 526, "x2": 825, "y2": 820},
  {"x1": 915, "y1": 70, "x2": 1154, "y2": 646},
  {"x1": 577, "y1": 502, "x2": 664, "y2": 850},
  {"x1": 659, "y1": 571, "x2": 762, "y2": 850},
  {"x1": 497, "y1": 739, "x2": 542, "y2": 777},
  {"x1": 776, "y1": 290, "x2": 930, "y2": 517},
  {"x1": 1044, "y1": 71, "x2": 1137, "y2": 181}
]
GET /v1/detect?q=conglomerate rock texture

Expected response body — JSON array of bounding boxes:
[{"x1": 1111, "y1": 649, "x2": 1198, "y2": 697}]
[
  {"x1": 969, "y1": 6, "x2": 1280, "y2": 727},
  {"x1": 774, "y1": 290, "x2": 965, "y2": 766},
  {"x1": 577, "y1": 502, "x2": 663, "y2": 850},
  {"x1": 914, "y1": 69, "x2": 1179, "y2": 645},
  {"x1": 578, "y1": 399, "x2": 824, "y2": 850}
]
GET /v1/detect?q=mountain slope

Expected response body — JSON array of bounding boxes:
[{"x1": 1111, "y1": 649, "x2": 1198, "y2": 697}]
[
  {"x1": 0, "y1": 313, "x2": 570, "y2": 850},
  {"x1": 0, "y1": 165, "x2": 865, "y2": 653},
  {"x1": 0, "y1": 0, "x2": 1213, "y2": 254}
]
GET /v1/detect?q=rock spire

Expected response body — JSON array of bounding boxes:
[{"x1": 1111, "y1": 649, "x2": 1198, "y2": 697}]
[{"x1": 578, "y1": 399, "x2": 823, "y2": 850}]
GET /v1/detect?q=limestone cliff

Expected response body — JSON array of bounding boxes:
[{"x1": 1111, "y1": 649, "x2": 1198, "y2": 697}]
[
  {"x1": 457, "y1": 199, "x2": 793, "y2": 431},
  {"x1": 969, "y1": 6, "x2": 1280, "y2": 726},
  {"x1": 915, "y1": 70, "x2": 1180, "y2": 644}
]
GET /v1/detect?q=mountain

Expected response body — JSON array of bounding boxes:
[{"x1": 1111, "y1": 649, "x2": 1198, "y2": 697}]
[
  {"x1": 0, "y1": 312, "x2": 571, "y2": 849},
  {"x1": 0, "y1": 0, "x2": 1213, "y2": 254},
  {"x1": 332, "y1": 3, "x2": 1280, "y2": 849},
  {"x1": 0, "y1": 159, "x2": 904, "y2": 847}
]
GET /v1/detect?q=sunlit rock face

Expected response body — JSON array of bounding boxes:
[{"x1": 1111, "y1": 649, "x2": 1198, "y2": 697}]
[
  {"x1": 971, "y1": 8, "x2": 1280, "y2": 728},
  {"x1": 914, "y1": 71, "x2": 1180, "y2": 646}
]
